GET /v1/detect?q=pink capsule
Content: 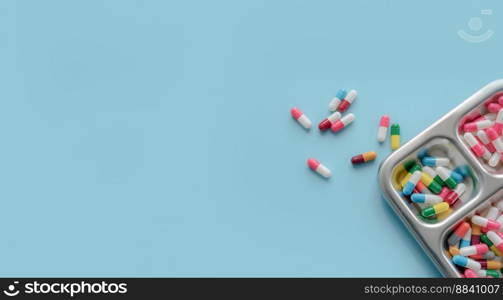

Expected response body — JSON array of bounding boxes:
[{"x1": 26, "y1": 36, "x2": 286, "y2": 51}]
[
  {"x1": 337, "y1": 90, "x2": 357, "y2": 112},
  {"x1": 464, "y1": 132, "x2": 486, "y2": 157},
  {"x1": 377, "y1": 115, "x2": 390, "y2": 142},
  {"x1": 307, "y1": 158, "x2": 331, "y2": 178},
  {"x1": 498, "y1": 96, "x2": 503, "y2": 106},
  {"x1": 477, "y1": 130, "x2": 496, "y2": 153},
  {"x1": 487, "y1": 231, "x2": 503, "y2": 252},
  {"x1": 474, "y1": 113, "x2": 495, "y2": 122},
  {"x1": 463, "y1": 120, "x2": 494, "y2": 132},
  {"x1": 331, "y1": 113, "x2": 355, "y2": 132},
  {"x1": 291, "y1": 107, "x2": 312, "y2": 129},
  {"x1": 459, "y1": 244, "x2": 489, "y2": 256},
  {"x1": 485, "y1": 128, "x2": 503, "y2": 152},
  {"x1": 471, "y1": 215, "x2": 501, "y2": 231},
  {"x1": 495, "y1": 109, "x2": 503, "y2": 134},
  {"x1": 464, "y1": 269, "x2": 478, "y2": 278},
  {"x1": 488, "y1": 103, "x2": 502, "y2": 113}
]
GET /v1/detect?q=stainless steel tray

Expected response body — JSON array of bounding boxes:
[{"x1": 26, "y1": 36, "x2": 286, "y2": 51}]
[{"x1": 378, "y1": 79, "x2": 503, "y2": 278}]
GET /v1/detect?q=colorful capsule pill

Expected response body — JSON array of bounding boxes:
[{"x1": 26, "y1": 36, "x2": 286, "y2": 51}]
[
  {"x1": 488, "y1": 103, "x2": 502, "y2": 113},
  {"x1": 420, "y1": 172, "x2": 442, "y2": 194},
  {"x1": 487, "y1": 231, "x2": 503, "y2": 252},
  {"x1": 494, "y1": 109, "x2": 503, "y2": 134},
  {"x1": 414, "y1": 181, "x2": 429, "y2": 194},
  {"x1": 463, "y1": 120, "x2": 494, "y2": 132},
  {"x1": 486, "y1": 127, "x2": 503, "y2": 152},
  {"x1": 410, "y1": 193, "x2": 442, "y2": 205},
  {"x1": 480, "y1": 234, "x2": 503, "y2": 257},
  {"x1": 291, "y1": 107, "x2": 312, "y2": 129},
  {"x1": 351, "y1": 151, "x2": 377, "y2": 165},
  {"x1": 459, "y1": 228, "x2": 472, "y2": 249},
  {"x1": 337, "y1": 90, "x2": 357, "y2": 112},
  {"x1": 495, "y1": 199, "x2": 503, "y2": 211},
  {"x1": 318, "y1": 112, "x2": 341, "y2": 131},
  {"x1": 454, "y1": 165, "x2": 470, "y2": 178},
  {"x1": 452, "y1": 255, "x2": 481, "y2": 270},
  {"x1": 471, "y1": 251, "x2": 495, "y2": 260},
  {"x1": 472, "y1": 224, "x2": 482, "y2": 245},
  {"x1": 422, "y1": 157, "x2": 449, "y2": 167},
  {"x1": 484, "y1": 206, "x2": 499, "y2": 221},
  {"x1": 377, "y1": 115, "x2": 390, "y2": 142},
  {"x1": 472, "y1": 215, "x2": 501, "y2": 231},
  {"x1": 438, "y1": 186, "x2": 451, "y2": 201},
  {"x1": 307, "y1": 158, "x2": 331, "y2": 178},
  {"x1": 328, "y1": 89, "x2": 347, "y2": 112},
  {"x1": 464, "y1": 269, "x2": 478, "y2": 278},
  {"x1": 460, "y1": 244, "x2": 489, "y2": 256},
  {"x1": 449, "y1": 245, "x2": 460, "y2": 256},
  {"x1": 390, "y1": 124, "x2": 400, "y2": 150},
  {"x1": 435, "y1": 167, "x2": 458, "y2": 189},
  {"x1": 331, "y1": 113, "x2": 355, "y2": 132},
  {"x1": 477, "y1": 130, "x2": 497, "y2": 153},
  {"x1": 445, "y1": 183, "x2": 466, "y2": 206},
  {"x1": 448, "y1": 222, "x2": 471, "y2": 247},
  {"x1": 402, "y1": 170, "x2": 422, "y2": 196},
  {"x1": 477, "y1": 259, "x2": 502, "y2": 270},
  {"x1": 477, "y1": 269, "x2": 499, "y2": 278},
  {"x1": 464, "y1": 132, "x2": 487, "y2": 158},
  {"x1": 417, "y1": 148, "x2": 430, "y2": 160},
  {"x1": 422, "y1": 166, "x2": 444, "y2": 186},
  {"x1": 421, "y1": 202, "x2": 449, "y2": 218}
]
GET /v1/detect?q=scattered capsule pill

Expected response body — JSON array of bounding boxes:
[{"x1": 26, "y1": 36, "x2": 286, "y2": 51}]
[
  {"x1": 472, "y1": 215, "x2": 501, "y2": 231},
  {"x1": 328, "y1": 89, "x2": 347, "y2": 112},
  {"x1": 485, "y1": 127, "x2": 503, "y2": 152},
  {"x1": 459, "y1": 244, "x2": 489, "y2": 256},
  {"x1": 448, "y1": 222, "x2": 471, "y2": 247},
  {"x1": 494, "y1": 109, "x2": 503, "y2": 134},
  {"x1": 487, "y1": 231, "x2": 503, "y2": 253},
  {"x1": 377, "y1": 115, "x2": 390, "y2": 142},
  {"x1": 464, "y1": 132, "x2": 486, "y2": 158},
  {"x1": 421, "y1": 202, "x2": 449, "y2": 218},
  {"x1": 422, "y1": 166, "x2": 445, "y2": 186},
  {"x1": 420, "y1": 172, "x2": 442, "y2": 194},
  {"x1": 488, "y1": 103, "x2": 502, "y2": 113},
  {"x1": 477, "y1": 269, "x2": 500, "y2": 278},
  {"x1": 435, "y1": 166, "x2": 458, "y2": 189},
  {"x1": 410, "y1": 193, "x2": 442, "y2": 205},
  {"x1": 463, "y1": 120, "x2": 494, "y2": 132},
  {"x1": 477, "y1": 130, "x2": 497, "y2": 152},
  {"x1": 331, "y1": 113, "x2": 355, "y2": 132},
  {"x1": 445, "y1": 183, "x2": 466, "y2": 206},
  {"x1": 351, "y1": 151, "x2": 377, "y2": 165},
  {"x1": 477, "y1": 259, "x2": 502, "y2": 270},
  {"x1": 422, "y1": 156, "x2": 449, "y2": 167},
  {"x1": 307, "y1": 158, "x2": 331, "y2": 178},
  {"x1": 464, "y1": 269, "x2": 478, "y2": 278},
  {"x1": 471, "y1": 224, "x2": 482, "y2": 245},
  {"x1": 318, "y1": 112, "x2": 341, "y2": 131},
  {"x1": 390, "y1": 124, "x2": 400, "y2": 150},
  {"x1": 337, "y1": 90, "x2": 357, "y2": 112},
  {"x1": 291, "y1": 107, "x2": 312, "y2": 129},
  {"x1": 452, "y1": 255, "x2": 481, "y2": 270},
  {"x1": 402, "y1": 170, "x2": 422, "y2": 196},
  {"x1": 459, "y1": 228, "x2": 471, "y2": 249}
]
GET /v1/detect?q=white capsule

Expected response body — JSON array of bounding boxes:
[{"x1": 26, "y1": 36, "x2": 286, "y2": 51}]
[
  {"x1": 495, "y1": 199, "x2": 503, "y2": 211},
  {"x1": 485, "y1": 206, "x2": 500, "y2": 220},
  {"x1": 489, "y1": 152, "x2": 501, "y2": 167},
  {"x1": 477, "y1": 129, "x2": 491, "y2": 145},
  {"x1": 464, "y1": 132, "x2": 479, "y2": 147}
]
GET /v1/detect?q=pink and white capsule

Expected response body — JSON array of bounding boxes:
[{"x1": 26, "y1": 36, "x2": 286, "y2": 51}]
[
  {"x1": 471, "y1": 215, "x2": 501, "y2": 231},
  {"x1": 464, "y1": 133, "x2": 487, "y2": 158},
  {"x1": 489, "y1": 152, "x2": 501, "y2": 167},
  {"x1": 464, "y1": 120, "x2": 494, "y2": 132},
  {"x1": 291, "y1": 107, "x2": 312, "y2": 129},
  {"x1": 477, "y1": 130, "x2": 497, "y2": 153},
  {"x1": 464, "y1": 269, "x2": 478, "y2": 278},
  {"x1": 487, "y1": 231, "x2": 503, "y2": 252},
  {"x1": 494, "y1": 109, "x2": 503, "y2": 134},
  {"x1": 488, "y1": 103, "x2": 502, "y2": 113},
  {"x1": 495, "y1": 199, "x2": 503, "y2": 211},
  {"x1": 485, "y1": 206, "x2": 499, "y2": 221},
  {"x1": 337, "y1": 90, "x2": 357, "y2": 112},
  {"x1": 485, "y1": 128, "x2": 503, "y2": 152},
  {"x1": 474, "y1": 113, "x2": 496, "y2": 122},
  {"x1": 459, "y1": 244, "x2": 489, "y2": 256},
  {"x1": 377, "y1": 115, "x2": 390, "y2": 142},
  {"x1": 307, "y1": 158, "x2": 331, "y2": 178},
  {"x1": 331, "y1": 113, "x2": 355, "y2": 132}
]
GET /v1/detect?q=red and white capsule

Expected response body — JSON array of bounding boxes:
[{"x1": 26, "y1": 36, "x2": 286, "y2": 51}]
[
  {"x1": 477, "y1": 130, "x2": 496, "y2": 153},
  {"x1": 459, "y1": 244, "x2": 489, "y2": 256},
  {"x1": 291, "y1": 107, "x2": 312, "y2": 129},
  {"x1": 318, "y1": 112, "x2": 341, "y2": 131},
  {"x1": 377, "y1": 115, "x2": 390, "y2": 142},
  {"x1": 445, "y1": 183, "x2": 466, "y2": 205},
  {"x1": 463, "y1": 120, "x2": 494, "y2": 132},
  {"x1": 337, "y1": 90, "x2": 357, "y2": 112},
  {"x1": 464, "y1": 132, "x2": 491, "y2": 160},
  {"x1": 472, "y1": 215, "x2": 501, "y2": 231},
  {"x1": 485, "y1": 127, "x2": 503, "y2": 152},
  {"x1": 494, "y1": 109, "x2": 503, "y2": 134},
  {"x1": 307, "y1": 158, "x2": 331, "y2": 178},
  {"x1": 331, "y1": 113, "x2": 355, "y2": 132}
]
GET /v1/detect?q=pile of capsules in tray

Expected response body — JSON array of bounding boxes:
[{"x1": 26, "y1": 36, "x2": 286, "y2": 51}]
[
  {"x1": 394, "y1": 147, "x2": 471, "y2": 222},
  {"x1": 446, "y1": 202, "x2": 503, "y2": 278},
  {"x1": 291, "y1": 88, "x2": 401, "y2": 178},
  {"x1": 460, "y1": 95, "x2": 503, "y2": 168}
]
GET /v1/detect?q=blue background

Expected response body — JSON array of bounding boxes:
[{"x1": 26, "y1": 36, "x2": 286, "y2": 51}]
[{"x1": 1, "y1": 0, "x2": 502, "y2": 277}]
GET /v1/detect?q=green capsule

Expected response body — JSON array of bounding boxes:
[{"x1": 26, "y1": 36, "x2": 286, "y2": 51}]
[
  {"x1": 433, "y1": 175, "x2": 445, "y2": 186},
  {"x1": 481, "y1": 234, "x2": 494, "y2": 247},
  {"x1": 486, "y1": 270, "x2": 500, "y2": 278}
]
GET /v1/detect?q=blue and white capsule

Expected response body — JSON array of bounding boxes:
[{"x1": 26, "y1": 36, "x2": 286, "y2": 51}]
[
  {"x1": 417, "y1": 148, "x2": 430, "y2": 160},
  {"x1": 328, "y1": 89, "x2": 347, "y2": 112},
  {"x1": 452, "y1": 255, "x2": 481, "y2": 270},
  {"x1": 402, "y1": 170, "x2": 422, "y2": 196},
  {"x1": 454, "y1": 165, "x2": 470, "y2": 179},
  {"x1": 422, "y1": 156, "x2": 450, "y2": 167},
  {"x1": 410, "y1": 193, "x2": 443, "y2": 205}
]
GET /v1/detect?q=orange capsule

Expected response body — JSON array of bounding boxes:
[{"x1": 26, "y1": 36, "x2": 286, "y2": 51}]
[{"x1": 351, "y1": 151, "x2": 377, "y2": 165}]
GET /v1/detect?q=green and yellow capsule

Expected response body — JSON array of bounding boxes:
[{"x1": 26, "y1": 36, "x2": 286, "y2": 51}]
[
  {"x1": 422, "y1": 166, "x2": 445, "y2": 186},
  {"x1": 391, "y1": 124, "x2": 400, "y2": 150},
  {"x1": 399, "y1": 161, "x2": 422, "y2": 187},
  {"x1": 421, "y1": 202, "x2": 449, "y2": 218},
  {"x1": 419, "y1": 172, "x2": 442, "y2": 194}
]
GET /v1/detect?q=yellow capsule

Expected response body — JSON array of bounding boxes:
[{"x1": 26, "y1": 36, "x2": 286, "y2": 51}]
[
  {"x1": 437, "y1": 208, "x2": 452, "y2": 221},
  {"x1": 449, "y1": 245, "x2": 460, "y2": 256},
  {"x1": 486, "y1": 260, "x2": 502, "y2": 270}
]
